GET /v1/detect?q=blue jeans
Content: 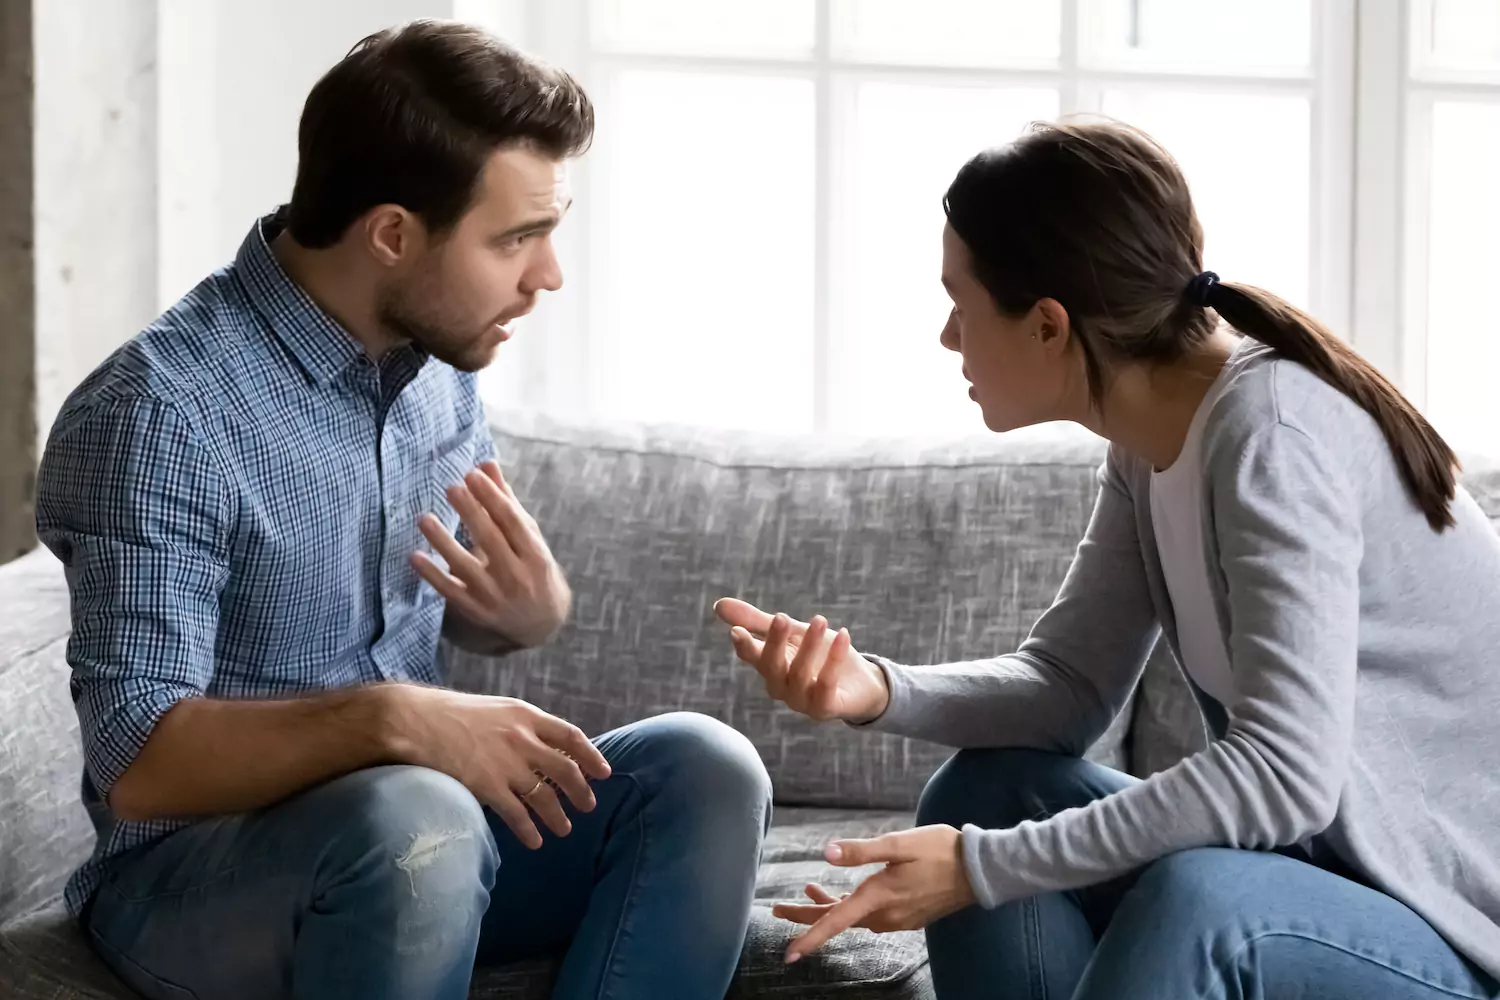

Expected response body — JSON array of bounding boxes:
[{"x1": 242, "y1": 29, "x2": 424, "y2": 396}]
[
  {"x1": 919, "y1": 748, "x2": 1499, "y2": 1000},
  {"x1": 84, "y1": 712, "x2": 771, "y2": 1000}
]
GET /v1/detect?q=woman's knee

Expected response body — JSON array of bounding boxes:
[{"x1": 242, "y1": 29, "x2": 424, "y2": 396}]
[{"x1": 917, "y1": 748, "x2": 1127, "y2": 830}]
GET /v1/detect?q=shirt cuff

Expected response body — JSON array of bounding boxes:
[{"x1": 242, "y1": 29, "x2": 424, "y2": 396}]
[{"x1": 83, "y1": 681, "x2": 201, "y2": 797}]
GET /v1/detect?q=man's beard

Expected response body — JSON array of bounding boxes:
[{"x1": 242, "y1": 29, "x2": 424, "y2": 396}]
[{"x1": 376, "y1": 283, "x2": 494, "y2": 374}]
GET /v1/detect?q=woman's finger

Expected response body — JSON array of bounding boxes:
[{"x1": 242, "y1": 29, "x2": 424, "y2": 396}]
[
  {"x1": 805, "y1": 883, "x2": 842, "y2": 905},
  {"x1": 810, "y1": 628, "x2": 854, "y2": 718},
  {"x1": 786, "y1": 880, "x2": 886, "y2": 962},
  {"x1": 785, "y1": 615, "x2": 830, "y2": 709},
  {"x1": 771, "y1": 902, "x2": 838, "y2": 925},
  {"x1": 758, "y1": 614, "x2": 794, "y2": 699}
]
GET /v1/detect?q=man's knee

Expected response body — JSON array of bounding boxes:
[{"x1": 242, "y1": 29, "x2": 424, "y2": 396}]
[
  {"x1": 318, "y1": 765, "x2": 498, "y2": 898},
  {"x1": 623, "y1": 713, "x2": 772, "y2": 826}
]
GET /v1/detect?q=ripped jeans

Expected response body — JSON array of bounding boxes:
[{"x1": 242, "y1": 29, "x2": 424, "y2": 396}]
[{"x1": 83, "y1": 713, "x2": 771, "y2": 1000}]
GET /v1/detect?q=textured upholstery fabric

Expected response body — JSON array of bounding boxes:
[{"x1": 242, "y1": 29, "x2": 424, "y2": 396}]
[
  {"x1": 17, "y1": 413, "x2": 1486, "y2": 996},
  {"x1": 0, "y1": 548, "x2": 93, "y2": 926},
  {"x1": 447, "y1": 411, "x2": 1132, "y2": 811}
]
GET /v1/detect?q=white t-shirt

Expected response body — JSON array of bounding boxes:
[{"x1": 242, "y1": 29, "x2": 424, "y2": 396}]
[{"x1": 1149, "y1": 360, "x2": 1240, "y2": 705}]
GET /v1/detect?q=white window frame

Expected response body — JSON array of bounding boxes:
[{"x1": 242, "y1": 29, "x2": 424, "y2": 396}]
[
  {"x1": 1354, "y1": 0, "x2": 1500, "y2": 412},
  {"x1": 481, "y1": 0, "x2": 1392, "y2": 429}
]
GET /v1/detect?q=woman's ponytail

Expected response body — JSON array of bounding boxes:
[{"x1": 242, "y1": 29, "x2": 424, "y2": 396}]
[{"x1": 1207, "y1": 281, "x2": 1459, "y2": 531}]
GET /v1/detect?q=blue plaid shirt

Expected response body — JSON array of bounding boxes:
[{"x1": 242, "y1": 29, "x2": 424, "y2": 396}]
[{"x1": 35, "y1": 210, "x2": 495, "y2": 917}]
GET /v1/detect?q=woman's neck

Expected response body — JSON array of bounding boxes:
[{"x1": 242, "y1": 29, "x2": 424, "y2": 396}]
[{"x1": 1081, "y1": 329, "x2": 1242, "y2": 472}]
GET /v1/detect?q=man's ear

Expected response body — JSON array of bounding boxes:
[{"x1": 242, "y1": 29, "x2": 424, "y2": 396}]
[{"x1": 362, "y1": 206, "x2": 424, "y2": 268}]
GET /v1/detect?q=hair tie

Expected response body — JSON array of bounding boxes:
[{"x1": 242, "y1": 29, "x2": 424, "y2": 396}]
[{"x1": 1185, "y1": 271, "x2": 1220, "y2": 308}]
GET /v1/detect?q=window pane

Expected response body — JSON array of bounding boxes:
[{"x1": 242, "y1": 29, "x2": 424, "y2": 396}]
[
  {"x1": 591, "y1": 71, "x2": 815, "y2": 432},
  {"x1": 830, "y1": 0, "x2": 1060, "y2": 68},
  {"x1": 1101, "y1": 91, "x2": 1311, "y2": 309},
  {"x1": 590, "y1": 0, "x2": 814, "y2": 58},
  {"x1": 1424, "y1": 101, "x2": 1500, "y2": 455},
  {"x1": 830, "y1": 83, "x2": 1060, "y2": 435},
  {"x1": 1421, "y1": 0, "x2": 1500, "y2": 74},
  {"x1": 1081, "y1": 0, "x2": 1311, "y2": 75}
]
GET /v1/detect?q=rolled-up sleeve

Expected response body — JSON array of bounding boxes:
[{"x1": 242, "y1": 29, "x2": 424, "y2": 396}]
[{"x1": 36, "y1": 395, "x2": 232, "y2": 797}]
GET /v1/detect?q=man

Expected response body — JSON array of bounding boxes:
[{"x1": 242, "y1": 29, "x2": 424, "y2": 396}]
[{"x1": 35, "y1": 20, "x2": 770, "y2": 1000}]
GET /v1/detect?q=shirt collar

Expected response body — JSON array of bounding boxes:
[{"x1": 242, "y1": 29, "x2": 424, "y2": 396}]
[{"x1": 234, "y1": 207, "x2": 369, "y2": 387}]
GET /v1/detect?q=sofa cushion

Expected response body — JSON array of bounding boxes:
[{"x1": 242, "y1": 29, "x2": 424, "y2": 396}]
[
  {"x1": 447, "y1": 411, "x2": 1129, "y2": 812},
  {"x1": 0, "y1": 808, "x2": 927, "y2": 1000}
]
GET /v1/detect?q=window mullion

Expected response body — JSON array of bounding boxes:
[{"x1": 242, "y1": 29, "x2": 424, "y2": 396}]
[
  {"x1": 1351, "y1": 0, "x2": 1412, "y2": 389},
  {"x1": 813, "y1": 0, "x2": 833, "y2": 433}
]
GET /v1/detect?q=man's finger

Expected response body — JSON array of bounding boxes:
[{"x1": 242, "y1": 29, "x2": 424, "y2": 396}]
[
  {"x1": 463, "y1": 473, "x2": 542, "y2": 561},
  {"x1": 418, "y1": 514, "x2": 490, "y2": 586},
  {"x1": 479, "y1": 459, "x2": 517, "y2": 500},
  {"x1": 535, "y1": 716, "x2": 612, "y2": 782},
  {"x1": 530, "y1": 742, "x2": 597, "y2": 813},
  {"x1": 446, "y1": 480, "x2": 519, "y2": 563},
  {"x1": 786, "y1": 881, "x2": 885, "y2": 962},
  {"x1": 490, "y1": 790, "x2": 544, "y2": 850},
  {"x1": 410, "y1": 552, "x2": 491, "y2": 623},
  {"x1": 519, "y1": 780, "x2": 572, "y2": 839},
  {"x1": 825, "y1": 831, "x2": 922, "y2": 868}
]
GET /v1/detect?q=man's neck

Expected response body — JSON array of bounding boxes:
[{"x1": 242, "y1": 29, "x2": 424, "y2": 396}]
[{"x1": 271, "y1": 230, "x2": 400, "y2": 360}]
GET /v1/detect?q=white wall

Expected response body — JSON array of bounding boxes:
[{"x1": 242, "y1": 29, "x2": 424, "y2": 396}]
[
  {"x1": 157, "y1": 0, "x2": 530, "y2": 305},
  {"x1": 34, "y1": 0, "x2": 532, "y2": 442},
  {"x1": 33, "y1": 0, "x2": 160, "y2": 440}
]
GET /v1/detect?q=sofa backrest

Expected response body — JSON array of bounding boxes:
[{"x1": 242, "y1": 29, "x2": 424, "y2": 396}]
[{"x1": 445, "y1": 411, "x2": 1131, "y2": 811}]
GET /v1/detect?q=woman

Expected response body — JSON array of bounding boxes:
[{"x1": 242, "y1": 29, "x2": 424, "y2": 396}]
[{"x1": 715, "y1": 120, "x2": 1500, "y2": 999}]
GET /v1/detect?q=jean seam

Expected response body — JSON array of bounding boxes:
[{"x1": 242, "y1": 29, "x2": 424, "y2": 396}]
[
  {"x1": 594, "y1": 772, "x2": 648, "y2": 1000},
  {"x1": 1024, "y1": 897, "x2": 1048, "y2": 1000},
  {"x1": 1229, "y1": 929, "x2": 1492, "y2": 1000}
]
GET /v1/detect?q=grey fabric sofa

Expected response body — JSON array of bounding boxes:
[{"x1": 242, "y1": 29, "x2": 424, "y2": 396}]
[{"x1": 3, "y1": 410, "x2": 1496, "y2": 999}]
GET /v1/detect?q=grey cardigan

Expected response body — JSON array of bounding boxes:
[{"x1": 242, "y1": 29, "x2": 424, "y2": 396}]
[{"x1": 867, "y1": 340, "x2": 1500, "y2": 979}]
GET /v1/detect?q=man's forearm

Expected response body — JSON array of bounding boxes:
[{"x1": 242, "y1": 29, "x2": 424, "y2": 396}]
[{"x1": 108, "y1": 684, "x2": 407, "y2": 822}]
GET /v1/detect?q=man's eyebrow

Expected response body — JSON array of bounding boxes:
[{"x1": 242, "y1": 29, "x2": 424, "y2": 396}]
[
  {"x1": 496, "y1": 216, "x2": 560, "y2": 240},
  {"x1": 495, "y1": 198, "x2": 574, "y2": 241}
]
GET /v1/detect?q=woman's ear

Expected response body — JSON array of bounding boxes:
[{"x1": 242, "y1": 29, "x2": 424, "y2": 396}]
[{"x1": 1034, "y1": 298, "x2": 1071, "y2": 351}]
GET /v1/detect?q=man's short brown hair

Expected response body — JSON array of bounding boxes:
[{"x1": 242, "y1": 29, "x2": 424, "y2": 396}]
[{"x1": 287, "y1": 19, "x2": 593, "y2": 248}]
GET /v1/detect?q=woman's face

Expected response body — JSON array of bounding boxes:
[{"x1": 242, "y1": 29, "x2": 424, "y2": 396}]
[{"x1": 939, "y1": 223, "x2": 1077, "y2": 432}]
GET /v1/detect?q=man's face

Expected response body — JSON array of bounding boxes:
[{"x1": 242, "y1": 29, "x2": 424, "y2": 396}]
[{"x1": 379, "y1": 145, "x2": 570, "y2": 372}]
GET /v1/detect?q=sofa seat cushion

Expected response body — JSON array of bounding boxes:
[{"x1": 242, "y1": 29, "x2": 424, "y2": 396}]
[{"x1": 0, "y1": 808, "x2": 928, "y2": 1000}]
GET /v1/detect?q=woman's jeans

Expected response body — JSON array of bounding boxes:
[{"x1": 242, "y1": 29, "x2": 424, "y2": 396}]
[
  {"x1": 919, "y1": 748, "x2": 1499, "y2": 1000},
  {"x1": 84, "y1": 712, "x2": 771, "y2": 1000}
]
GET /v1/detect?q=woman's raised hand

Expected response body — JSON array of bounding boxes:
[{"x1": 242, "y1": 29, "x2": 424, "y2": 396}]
[{"x1": 713, "y1": 598, "x2": 890, "y2": 723}]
